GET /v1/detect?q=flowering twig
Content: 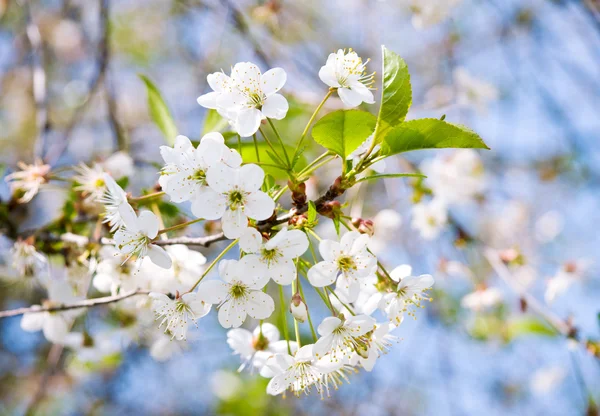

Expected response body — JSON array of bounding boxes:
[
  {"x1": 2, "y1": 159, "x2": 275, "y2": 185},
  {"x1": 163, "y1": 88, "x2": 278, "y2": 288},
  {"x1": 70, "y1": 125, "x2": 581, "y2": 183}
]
[{"x1": 0, "y1": 289, "x2": 150, "y2": 319}]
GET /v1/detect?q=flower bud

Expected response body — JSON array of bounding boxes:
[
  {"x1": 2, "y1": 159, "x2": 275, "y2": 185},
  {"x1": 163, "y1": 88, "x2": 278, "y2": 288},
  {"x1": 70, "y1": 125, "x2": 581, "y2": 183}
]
[
  {"x1": 290, "y1": 293, "x2": 308, "y2": 323},
  {"x1": 358, "y1": 219, "x2": 374, "y2": 236}
]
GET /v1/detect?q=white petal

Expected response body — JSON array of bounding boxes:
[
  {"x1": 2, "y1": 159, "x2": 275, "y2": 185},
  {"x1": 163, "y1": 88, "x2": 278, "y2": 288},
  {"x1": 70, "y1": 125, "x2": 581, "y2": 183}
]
[
  {"x1": 266, "y1": 258, "x2": 296, "y2": 285},
  {"x1": 118, "y1": 203, "x2": 139, "y2": 231},
  {"x1": 266, "y1": 372, "x2": 290, "y2": 396},
  {"x1": 261, "y1": 94, "x2": 288, "y2": 120},
  {"x1": 227, "y1": 328, "x2": 254, "y2": 357},
  {"x1": 245, "y1": 291, "x2": 275, "y2": 320},
  {"x1": 239, "y1": 227, "x2": 263, "y2": 253},
  {"x1": 43, "y1": 315, "x2": 69, "y2": 343},
  {"x1": 218, "y1": 299, "x2": 247, "y2": 328},
  {"x1": 181, "y1": 292, "x2": 212, "y2": 319},
  {"x1": 244, "y1": 192, "x2": 274, "y2": 221},
  {"x1": 254, "y1": 322, "x2": 280, "y2": 342},
  {"x1": 349, "y1": 82, "x2": 375, "y2": 104},
  {"x1": 222, "y1": 209, "x2": 248, "y2": 238},
  {"x1": 206, "y1": 163, "x2": 237, "y2": 194},
  {"x1": 307, "y1": 261, "x2": 339, "y2": 287},
  {"x1": 207, "y1": 71, "x2": 231, "y2": 92},
  {"x1": 271, "y1": 229, "x2": 309, "y2": 258},
  {"x1": 390, "y1": 264, "x2": 412, "y2": 282},
  {"x1": 319, "y1": 240, "x2": 342, "y2": 262},
  {"x1": 336, "y1": 273, "x2": 361, "y2": 302},
  {"x1": 318, "y1": 64, "x2": 340, "y2": 88},
  {"x1": 338, "y1": 87, "x2": 365, "y2": 108},
  {"x1": 198, "y1": 280, "x2": 229, "y2": 304},
  {"x1": 197, "y1": 92, "x2": 219, "y2": 109},
  {"x1": 235, "y1": 108, "x2": 262, "y2": 137},
  {"x1": 190, "y1": 187, "x2": 227, "y2": 220},
  {"x1": 137, "y1": 210, "x2": 160, "y2": 239},
  {"x1": 313, "y1": 333, "x2": 334, "y2": 359},
  {"x1": 261, "y1": 68, "x2": 287, "y2": 95},
  {"x1": 147, "y1": 244, "x2": 173, "y2": 269},
  {"x1": 317, "y1": 316, "x2": 342, "y2": 336},
  {"x1": 21, "y1": 310, "x2": 45, "y2": 332}
]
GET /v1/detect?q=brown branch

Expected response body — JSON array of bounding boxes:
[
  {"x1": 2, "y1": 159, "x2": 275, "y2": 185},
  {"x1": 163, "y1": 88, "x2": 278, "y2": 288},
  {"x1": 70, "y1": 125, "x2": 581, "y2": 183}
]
[{"x1": 0, "y1": 289, "x2": 150, "y2": 319}]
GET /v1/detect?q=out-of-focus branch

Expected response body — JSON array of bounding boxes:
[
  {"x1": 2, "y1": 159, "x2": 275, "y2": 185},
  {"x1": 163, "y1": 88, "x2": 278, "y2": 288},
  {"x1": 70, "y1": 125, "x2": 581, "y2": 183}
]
[
  {"x1": 0, "y1": 289, "x2": 149, "y2": 319},
  {"x1": 23, "y1": 0, "x2": 49, "y2": 159},
  {"x1": 45, "y1": 0, "x2": 111, "y2": 165},
  {"x1": 484, "y1": 248, "x2": 574, "y2": 337},
  {"x1": 23, "y1": 343, "x2": 64, "y2": 416}
]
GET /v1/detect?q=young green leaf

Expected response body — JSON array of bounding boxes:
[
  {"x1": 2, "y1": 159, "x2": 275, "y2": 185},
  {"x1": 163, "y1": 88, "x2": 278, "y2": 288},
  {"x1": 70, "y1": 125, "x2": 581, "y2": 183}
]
[
  {"x1": 373, "y1": 46, "x2": 412, "y2": 144},
  {"x1": 311, "y1": 109, "x2": 376, "y2": 158},
  {"x1": 505, "y1": 317, "x2": 558, "y2": 341},
  {"x1": 356, "y1": 172, "x2": 426, "y2": 183},
  {"x1": 381, "y1": 118, "x2": 489, "y2": 156},
  {"x1": 307, "y1": 201, "x2": 317, "y2": 223},
  {"x1": 139, "y1": 74, "x2": 178, "y2": 145}
]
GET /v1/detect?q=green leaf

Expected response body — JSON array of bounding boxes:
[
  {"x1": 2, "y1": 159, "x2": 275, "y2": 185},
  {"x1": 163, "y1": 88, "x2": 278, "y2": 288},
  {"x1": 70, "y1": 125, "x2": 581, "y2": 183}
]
[
  {"x1": 381, "y1": 118, "x2": 490, "y2": 156},
  {"x1": 505, "y1": 317, "x2": 558, "y2": 341},
  {"x1": 139, "y1": 74, "x2": 178, "y2": 145},
  {"x1": 373, "y1": 46, "x2": 412, "y2": 144},
  {"x1": 238, "y1": 142, "x2": 303, "y2": 179},
  {"x1": 356, "y1": 172, "x2": 425, "y2": 183},
  {"x1": 202, "y1": 109, "x2": 229, "y2": 135},
  {"x1": 311, "y1": 110, "x2": 377, "y2": 158}
]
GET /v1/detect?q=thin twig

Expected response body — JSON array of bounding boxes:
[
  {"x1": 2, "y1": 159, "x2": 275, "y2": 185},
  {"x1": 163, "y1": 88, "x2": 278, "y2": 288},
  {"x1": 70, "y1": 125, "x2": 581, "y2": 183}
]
[{"x1": 0, "y1": 289, "x2": 150, "y2": 319}]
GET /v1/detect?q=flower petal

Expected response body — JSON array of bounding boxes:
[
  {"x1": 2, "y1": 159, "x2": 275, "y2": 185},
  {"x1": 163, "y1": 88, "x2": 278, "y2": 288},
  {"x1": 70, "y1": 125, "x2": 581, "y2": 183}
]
[
  {"x1": 239, "y1": 227, "x2": 262, "y2": 253},
  {"x1": 147, "y1": 244, "x2": 173, "y2": 269},
  {"x1": 222, "y1": 209, "x2": 248, "y2": 238},
  {"x1": 237, "y1": 164, "x2": 265, "y2": 192},
  {"x1": 245, "y1": 291, "x2": 275, "y2": 320},
  {"x1": 261, "y1": 94, "x2": 289, "y2": 120},
  {"x1": 190, "y1": 187, "x2": 227, "y2": 220},
  {"x1": 244, "y1": 191, "x2": 274, "y2": 221},
  {"x1": 319, "y1": 239, "x2": 342, "y2": 262},
  {"x1": 206, "y1": 163, "x2": 237, "y2": 194},
  {"x1": 235, "y1": 108, "x2": 262, "y2": 137},
  {"x1": 318, "y1": 64, "x2": 340, "y2": 88},
  {"x1": 307, "y1": 261, "x2": 339, "y2": 287},
  {"x1": 317, "y1": 316, "x2": 342, "y2": 336},
  {"x1": 137, "y1": 211, "x2": 160, "y2": 239},
  {"x1": 266, "y1": 258, "x2": 296, "y2": 285},
  {"x1": 218, "y1": 299, "x2": 247, "y2": 328},
  {"x1": 198, "y1": 280, "x2": 229, "y2": 304},
  {"x1": 338, "y1": 87, "x2": 366, "y2": 108},
  {"x1": 261, "y1": 68, "x2": 287, "y2": 95},
  {"x1": 197, "y1": 92, "x2": 219, "y2": 109}
]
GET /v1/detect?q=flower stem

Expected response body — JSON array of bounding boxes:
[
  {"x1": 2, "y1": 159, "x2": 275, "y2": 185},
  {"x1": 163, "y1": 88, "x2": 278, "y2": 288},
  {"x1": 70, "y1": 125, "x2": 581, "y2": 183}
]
[
  {"x1": 326, "y1": 286, "x2": 356, "y2": 316},
  {"x1": 297, "y1": 156, "x2": 336, "y2": 181},
  {"x1": 267, "y1": 118, "x2": 291, "y2": 168},
  {"x1": 259, "y1": 126, "x2": 288, "y2": 169},
  {"x1": 279, "y1": 285, "x2": 292, "y2": 355},
  {"x1": 188, "y1": 239, "x2": 238, "y2": 291},
  {"x1": 291, "y1": 279, "x2": 302, "y2": 348},
  {"x1": 252, "y1": 134, "x2": 261, "y2": 162},
  {"x1": 293, "y1": 89, "x2": 334, "y2": 161},
  {"x1": 129, "y1": 191, "x2": 165, "y2": 203},
  {"x1": 297, "y1": 274, "x2": 317, "y2": 342},
  {"x1": 157, "y1": 218, "x2": 203, "y2": 235}
]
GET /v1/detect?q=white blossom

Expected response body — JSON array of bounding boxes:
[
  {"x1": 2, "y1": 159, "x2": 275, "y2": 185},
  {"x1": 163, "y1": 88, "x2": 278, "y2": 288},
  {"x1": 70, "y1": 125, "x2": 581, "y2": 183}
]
[
  {"x1": 149, "y1": 292, "x2": 211, "y2": 340},
  {"x1": 198, "y1": 63, "x2": 289, "y2": 137},
  {"x1": 9, "y1": 240, "x2": 48, "y2": 280},
  {"x1": 159, "y1": 133, "x2": 241, "y2": 204},
  {"x1": 73, "y1": 163, "x2": 107, "y2": 203},
  {"x1": 113, "y1": 203, "x2": 172, "y2": 269},
  {"x1": 319, "y1": 49, "x2": 375, "y2": 108},
  {"x1": 421, "y1": 149, "x2": 486, "y2": 204},
  {"x1": 352, "y1": 322, "x2": 398, "y2": 372},
  {"x1": 381, "y1": 267, "x2": 434, "y2": 324},
  {"x1": 308, "y1": 231, "x2": 377, "y2": 302},
  {"x1": 454, "y1": 67, "x2": 498, "y2": 113},
  {"x1": 461, "y1": 287, "x2": 503, "y2": 311},
  {"x1": 5, "y1": 160, "x2": 50, "y2": 203},
  {"x1": 98, "y1": 174, "x2": 128, "y2": 232},
  {"x1": 102, "y1": 151, "x2": 134, "y2": 179},
  {"x1": 240, "y1": 227, "x2": 309, "y2": 285},
  {"x1": 198, "y1": 258, "x2": 274, "y2": 328},
  {"x1": 227, "y1": 323, "x2": 295, "y2": 375},
  {"x1": 193, "y1": 163, "x2": 275, "y2": 238},
  {"x1": 265, "y1": 344, "x2": 347, "y2": 397},
  {"x1": 313, "y1": 314, "x2": 376, "y2": 363},
  {"x1": 411, "y1": 198, "x2": 448, "y2": 240}
]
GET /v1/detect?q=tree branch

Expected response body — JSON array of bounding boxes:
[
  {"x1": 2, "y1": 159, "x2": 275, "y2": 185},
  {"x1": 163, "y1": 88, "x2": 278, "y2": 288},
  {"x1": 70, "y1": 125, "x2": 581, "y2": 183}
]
[{"x1": 0, "y1": 289, "x2": 149, "y2": 319}]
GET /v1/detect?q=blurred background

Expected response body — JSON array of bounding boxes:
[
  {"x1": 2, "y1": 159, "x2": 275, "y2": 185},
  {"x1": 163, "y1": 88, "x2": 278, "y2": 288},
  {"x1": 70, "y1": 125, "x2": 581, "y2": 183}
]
[{"x1": 1, "y1": 0, "x2": 600, "y2": 414}]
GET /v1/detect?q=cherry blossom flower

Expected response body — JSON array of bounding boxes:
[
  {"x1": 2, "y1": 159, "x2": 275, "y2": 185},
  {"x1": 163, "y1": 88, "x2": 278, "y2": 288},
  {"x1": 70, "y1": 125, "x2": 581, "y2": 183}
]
[
  {"x1": 421, "y1": 149, "x2": 486, "y2": 204},
  {"x1": 313, "y1": 314, "x2": 376, "y2": 363},
  {"x1": 290, "y1": 293, "x2": 308, "y2": 323},
  {"x1": 73, "y1": 163, "x2": 107, "y2": 203},
  {"x1": 113, "y1": 203, "x2": 172, "y2": 269},
  {"x1": 227, "y1": 323, "x2": 296, "y2": 375},
  {"x1": 265, "y1": 344, "x2": 350, "y2": 397},
  {"x1": 240, "y1": 227, "x2": 309, "y2": 285},
  {"x1": 454, "y1": 67, "x2": 498, "y2": 113},
  {"x1": 319, "y1": 49, "x2": 375, "y2": 108},
  {"x1": 193, "y1": 163, "x2": 275, "y2": 238},
  {"x1": 159, "y1": 133, "x2": 241, "y2": 204},
  {"x1": 352, "y1": 322, "x2": 398, "y2": 372},
  {"x1": 198, "y1": 62, "x2": 289, "y2": 137},
  {"x1": 308, "y1": 231, "x2": 377, "y2": 302},
  {"x1": 381, "y1": 268, "x2": 434, "y2": 324},
  {"x1": 411, "y1": 198, "x2": 448, "y2": 240},
  {"x1": 5, "y1": 160, "x2": 50, "y2": 203},
  {"x1": 101, "y1": 151, "x2": 134, "y2": 179},
  {"x1": 92, "y1": 246, "x2": 143, "y2": 295},
  {"x1": 461, "y1": 287, "x2": 503, "y2": 311},
  {"x1": 149, "y1": 292, "x2": 211, "y2": 340},
  {"x1": 9, "y1": 240, "x2": 48, "y2": 280},
  {"x1": 98, "y1": 174, "x2": 129, "y2": 232},
  {"x1": 20, "y1": 280, "x2": 83, "y2": 343},
  {"x1": 198, "y1": 258, "x2": 274, "y2": 328}
]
